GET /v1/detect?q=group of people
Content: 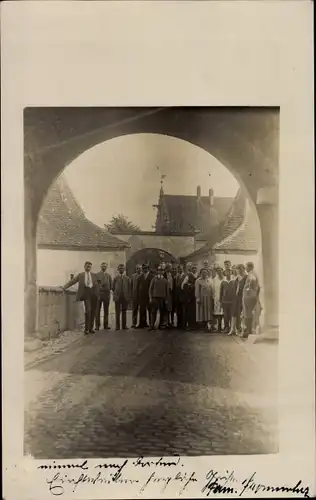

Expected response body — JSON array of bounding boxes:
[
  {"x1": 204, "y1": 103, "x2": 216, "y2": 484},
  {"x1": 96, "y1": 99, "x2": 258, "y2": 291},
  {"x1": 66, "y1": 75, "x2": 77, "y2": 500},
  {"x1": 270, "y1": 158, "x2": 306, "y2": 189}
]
[{"x1": 62, "y1": 259, "x2": 262, "y2": 338}]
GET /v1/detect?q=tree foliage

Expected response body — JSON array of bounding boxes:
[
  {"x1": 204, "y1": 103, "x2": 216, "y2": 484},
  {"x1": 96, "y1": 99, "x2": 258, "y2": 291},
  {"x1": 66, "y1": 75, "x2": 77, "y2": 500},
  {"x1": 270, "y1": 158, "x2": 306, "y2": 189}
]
[{"x1": 104, "y1": 213, "x2": 141, "y2": 233}]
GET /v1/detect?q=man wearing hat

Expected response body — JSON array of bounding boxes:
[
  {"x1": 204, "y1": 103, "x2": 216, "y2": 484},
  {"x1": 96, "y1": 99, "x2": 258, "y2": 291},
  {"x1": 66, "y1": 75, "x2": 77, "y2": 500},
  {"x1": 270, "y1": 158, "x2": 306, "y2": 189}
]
[{"x1": 137, "y1": 263, "x2": 154, "y2": 328}]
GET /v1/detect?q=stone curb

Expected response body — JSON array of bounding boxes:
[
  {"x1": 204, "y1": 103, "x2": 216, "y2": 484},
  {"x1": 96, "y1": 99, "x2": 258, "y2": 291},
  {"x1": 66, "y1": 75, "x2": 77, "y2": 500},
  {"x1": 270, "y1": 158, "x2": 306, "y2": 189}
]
[
  {"x1": 24, "y1": 311, "x2": 118, "y2": 353},
  {"x1": 24, "y1": 338, "x2": 43, "y2": 352},
  {"x1": 24, "y1": 312, "x2": 119, "y2": 368},
  {"x1": 24, "y1": 330, "x2": 84, "y2": 369}
]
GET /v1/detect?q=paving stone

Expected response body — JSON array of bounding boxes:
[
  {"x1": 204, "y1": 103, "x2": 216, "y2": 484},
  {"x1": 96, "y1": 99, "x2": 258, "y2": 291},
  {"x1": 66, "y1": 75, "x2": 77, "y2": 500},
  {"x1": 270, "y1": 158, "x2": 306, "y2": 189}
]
[{"x1": 24, "y1": 329, "x2": 278, "y2": 458}]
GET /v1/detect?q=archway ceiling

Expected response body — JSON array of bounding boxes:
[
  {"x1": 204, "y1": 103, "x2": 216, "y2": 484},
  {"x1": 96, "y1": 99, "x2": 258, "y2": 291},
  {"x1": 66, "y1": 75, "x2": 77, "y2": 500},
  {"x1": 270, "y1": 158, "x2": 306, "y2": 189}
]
[{"x1": 24, "y1": 107, "x2": 279, "y2": 217}]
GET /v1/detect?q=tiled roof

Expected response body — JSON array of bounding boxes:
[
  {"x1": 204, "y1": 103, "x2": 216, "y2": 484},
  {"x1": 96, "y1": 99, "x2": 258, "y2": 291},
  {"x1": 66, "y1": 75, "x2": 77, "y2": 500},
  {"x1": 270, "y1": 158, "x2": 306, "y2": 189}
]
[
  {"x1": 37, "y1": 175, "x2": 130, "y2": 249},
  {"x1": 213, "y1": 198, "x2": 260, "y2": 252},
  {"x1": 184, "y1": 189, "x2": 260, "y2": 258},
  {"x1": 213, "y1": 197, "x2": 235, "y2": 223},
  {"x1": 217, "y1": 188, "x2": 246, "y2": 240},
  {"x1": 160, "y1": 194, "x2": 232, "y2": 234}
]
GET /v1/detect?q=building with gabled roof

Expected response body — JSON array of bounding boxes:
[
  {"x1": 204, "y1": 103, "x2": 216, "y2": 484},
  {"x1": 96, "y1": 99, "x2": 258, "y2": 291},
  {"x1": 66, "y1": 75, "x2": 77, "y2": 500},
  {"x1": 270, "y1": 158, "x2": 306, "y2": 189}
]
[
  {"x1": 153, "y1": 183, "x2": 232, "y2": 236},
  {"x1": 183, "y1": 188, "x2": 261, "y2": 270},
  {"x1": 152, "y1": 181, "x2": 261, "y2": 271},
  {"x1": 37, "y1": 175, "x2": 130, "y2": 286}
]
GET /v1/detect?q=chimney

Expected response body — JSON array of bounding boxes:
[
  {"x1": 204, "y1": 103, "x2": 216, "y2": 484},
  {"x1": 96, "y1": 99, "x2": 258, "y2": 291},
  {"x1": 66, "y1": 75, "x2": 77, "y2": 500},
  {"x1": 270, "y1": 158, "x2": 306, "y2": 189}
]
[
  {"x1": 197, "y1": 186, "x2": 201, "y2": 200},
  {"x1": 209, "y1": 188, "x2": 214, "y2": 206}
]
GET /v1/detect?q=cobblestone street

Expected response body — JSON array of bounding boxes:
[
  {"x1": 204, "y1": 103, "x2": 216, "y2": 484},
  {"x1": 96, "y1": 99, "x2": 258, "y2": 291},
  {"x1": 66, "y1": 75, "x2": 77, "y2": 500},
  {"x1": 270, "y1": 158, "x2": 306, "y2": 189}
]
[{"x1": 24, "y1": 319, "x2": 278, "y2": 459}]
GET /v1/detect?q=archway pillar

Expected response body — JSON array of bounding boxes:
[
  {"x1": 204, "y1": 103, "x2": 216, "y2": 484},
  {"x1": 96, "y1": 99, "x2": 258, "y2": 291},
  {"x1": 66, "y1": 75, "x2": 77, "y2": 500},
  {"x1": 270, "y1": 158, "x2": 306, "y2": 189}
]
[
  {"x1": 25, "y1": 197, "x2": 38, "y2": 339},
  {"x1": 255, "y1": 186, "x2": 278, "y2": 342},
  {"x1": 24, "y1": 157, "x2": 39, "y2": 340}
]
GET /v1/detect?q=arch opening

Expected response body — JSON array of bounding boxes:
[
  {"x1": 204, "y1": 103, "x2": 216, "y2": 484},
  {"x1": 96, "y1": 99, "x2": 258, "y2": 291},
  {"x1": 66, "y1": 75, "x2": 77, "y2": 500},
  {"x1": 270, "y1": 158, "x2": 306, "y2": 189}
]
[
  {"x1": 126, "y1": 248, "x2": 179, "y2": 277},
  {"x1": 35, "y1": 130, "x2": 260, "y2": 224},
  {"x1": 35, "y1": 131, "x2": 262, "y2": 286},
  {"x1": 25, "y1": 107, "x2": 279, "y2": 340}
]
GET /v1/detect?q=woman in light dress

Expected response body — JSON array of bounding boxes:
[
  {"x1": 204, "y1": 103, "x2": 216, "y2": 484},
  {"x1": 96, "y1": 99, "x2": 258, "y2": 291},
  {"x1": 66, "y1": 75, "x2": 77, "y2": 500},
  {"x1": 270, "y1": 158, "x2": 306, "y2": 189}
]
[
  {"x1": 195, "y1": 268, "x2": 214, "y2": 331},
  {"x1": 212, "y1": 267, "x2": 224, "y2": 332}
]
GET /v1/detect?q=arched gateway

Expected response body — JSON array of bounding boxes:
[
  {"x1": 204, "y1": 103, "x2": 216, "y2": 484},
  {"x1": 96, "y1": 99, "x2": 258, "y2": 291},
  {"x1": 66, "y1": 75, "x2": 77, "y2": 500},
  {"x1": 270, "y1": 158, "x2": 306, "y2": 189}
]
[
  {"x1": 25, "y1": 107, "x2": 279, "y2": 341},
  {"x1": 126, "y1": 248, "x2": 179, "y2": 277}
]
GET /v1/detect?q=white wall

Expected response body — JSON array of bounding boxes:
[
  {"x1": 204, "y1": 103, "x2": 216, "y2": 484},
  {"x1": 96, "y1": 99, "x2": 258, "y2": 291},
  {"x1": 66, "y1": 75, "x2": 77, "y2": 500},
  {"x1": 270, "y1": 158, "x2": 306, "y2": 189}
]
[{"x1": 37, "y1": 248, "x2": 127, "y2": 286}]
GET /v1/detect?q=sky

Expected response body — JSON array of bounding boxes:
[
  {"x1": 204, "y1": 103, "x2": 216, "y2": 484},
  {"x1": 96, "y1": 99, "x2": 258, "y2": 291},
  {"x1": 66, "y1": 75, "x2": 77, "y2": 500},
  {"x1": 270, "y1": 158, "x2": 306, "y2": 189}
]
[{"x1": 64, "y1": 133, "x2": 239, "y2": 231}]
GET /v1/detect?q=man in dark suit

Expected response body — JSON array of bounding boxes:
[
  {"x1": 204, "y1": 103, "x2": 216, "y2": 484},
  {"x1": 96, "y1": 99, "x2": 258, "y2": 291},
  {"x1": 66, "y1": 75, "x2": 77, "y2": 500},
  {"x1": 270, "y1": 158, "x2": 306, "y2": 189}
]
[
  {"x1": 62, "y1": 261, "x2": 99, "y2": 335},
  {"x1": 148, "y1": 266, "x2": 168, "y2": 331},
  {"x1": 242, "y1": 261, "x2": 260, "y2": 338},
  {"x1": 220, "y1": 269, "x2": 235, "y2": 332},
  {"x1": 131, "y1": 264, "x2": 142, "y2": 328},
  {"x1": 137, "y1": 263, "x2": 153, "y2": 328},
  {"x1": 95, "y1": 262, "x2": 112, "y2": 330},
  {"x1": 181, "y1": 262, "x2": 198, "y2": 330},
  {"x1": 112, "y1": 264, "x2": 131, "y2": 330},
  {"x1": 175, "y1": 264, "x2": 186, "y2": 329}
]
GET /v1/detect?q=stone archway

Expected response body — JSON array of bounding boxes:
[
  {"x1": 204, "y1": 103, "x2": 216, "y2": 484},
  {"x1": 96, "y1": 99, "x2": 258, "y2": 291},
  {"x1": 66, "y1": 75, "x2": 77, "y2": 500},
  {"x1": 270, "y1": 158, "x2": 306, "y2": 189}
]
[
  {"x1": 112, "y1": 232, "x2": 196, "y2": 262},
  {"x1": 126, "y1": 248, "x2": 179, "y2": 277},
  {"x1": 24, "y1": 107, "x2": 279, "y2": 340}
]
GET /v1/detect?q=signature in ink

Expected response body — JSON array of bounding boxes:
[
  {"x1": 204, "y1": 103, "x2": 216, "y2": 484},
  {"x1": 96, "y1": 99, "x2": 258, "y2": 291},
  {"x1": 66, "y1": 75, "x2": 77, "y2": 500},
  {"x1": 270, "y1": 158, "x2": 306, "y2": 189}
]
[
  {"x1": 202, "y1": 470, "x2": 311, "y2": 498},
  {"x1": 239, "y1": 472, "x2": 310, "y2": 498},
  {"x1": 202, "y1": 469, "x2": 238, "y2": 496}
]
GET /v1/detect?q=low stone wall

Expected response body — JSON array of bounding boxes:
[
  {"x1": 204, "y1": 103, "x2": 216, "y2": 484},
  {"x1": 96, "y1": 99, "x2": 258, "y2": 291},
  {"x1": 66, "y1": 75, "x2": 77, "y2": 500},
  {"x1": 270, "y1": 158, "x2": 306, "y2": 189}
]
[{"x1": 37, "y1": 286, "x2": 84, "y2": 340}]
